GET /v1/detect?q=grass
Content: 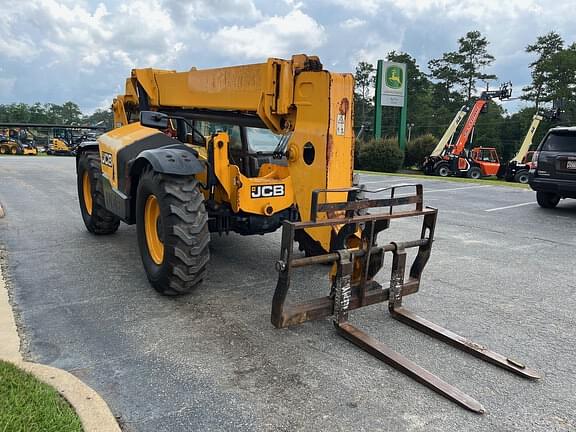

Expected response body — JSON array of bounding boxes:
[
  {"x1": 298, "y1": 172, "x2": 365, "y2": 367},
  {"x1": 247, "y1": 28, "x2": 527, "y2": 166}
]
[
  {"x1": 0, "y1": 360, "x2": 83, "y2": 432},
  {"x1": 355, "y1": 169, "x2": 531, "y2": 189}
]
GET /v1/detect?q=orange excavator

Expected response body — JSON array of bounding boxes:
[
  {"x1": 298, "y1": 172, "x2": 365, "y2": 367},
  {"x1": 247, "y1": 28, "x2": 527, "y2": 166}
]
[{"x1": 423, "y1": 83, "x2": 512, "y2": 179}]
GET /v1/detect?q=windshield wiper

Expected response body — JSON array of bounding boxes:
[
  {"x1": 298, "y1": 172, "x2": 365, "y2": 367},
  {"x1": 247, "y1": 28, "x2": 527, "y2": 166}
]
[{"x1": 273, "y1": 132, "x2": 293, "y2": 159}]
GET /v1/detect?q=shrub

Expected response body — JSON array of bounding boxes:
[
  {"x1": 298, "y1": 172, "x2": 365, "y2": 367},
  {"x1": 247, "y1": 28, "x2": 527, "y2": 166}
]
[
  {"x1": 356, "y1": 137, "x2": 404, "y2": 172},
  {"x1": 404, "y1": 133, "x2": 439, "y2": 168}
]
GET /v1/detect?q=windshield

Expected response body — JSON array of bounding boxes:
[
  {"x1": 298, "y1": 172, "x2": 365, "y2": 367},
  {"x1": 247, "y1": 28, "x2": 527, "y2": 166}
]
[
  {"x1": 542, "y1": 131, "x2": 576, "y2": 152},
  {"x1": 245, "y1": 127, "x2": 282, "y2": 153}
]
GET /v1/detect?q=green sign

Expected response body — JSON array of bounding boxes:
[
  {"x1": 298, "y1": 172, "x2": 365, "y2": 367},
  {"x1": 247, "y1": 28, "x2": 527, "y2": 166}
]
[
  {"x1": 385, "y1": 65, "x2": 403, "y2": 89},
  {"x1": 380, "y1": 62, "x2": 406, "y2": 107}
]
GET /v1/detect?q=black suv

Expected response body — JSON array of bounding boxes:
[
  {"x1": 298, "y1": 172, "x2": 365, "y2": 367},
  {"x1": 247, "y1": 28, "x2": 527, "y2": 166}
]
[{"x1": 529, "y1": 126, "x2": 576, "y2": 208}]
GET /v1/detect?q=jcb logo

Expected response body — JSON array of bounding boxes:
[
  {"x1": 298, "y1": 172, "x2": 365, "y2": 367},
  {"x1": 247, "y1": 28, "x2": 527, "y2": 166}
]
[
  {"x1": 251, "y1": 184, "x2": 285, "y2": 198},
  {"x1": 101, "y1": 152, "x2": 113, "y2": 167}
]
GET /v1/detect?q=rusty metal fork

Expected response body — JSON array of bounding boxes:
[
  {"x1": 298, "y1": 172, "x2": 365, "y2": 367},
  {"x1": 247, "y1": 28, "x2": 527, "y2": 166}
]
[
  {"x1": 333, "y1": 243, "x2": 540, "y2": 414},
  {"x1": 332, "y1": 247, "x2": 486, "y2": 413}
]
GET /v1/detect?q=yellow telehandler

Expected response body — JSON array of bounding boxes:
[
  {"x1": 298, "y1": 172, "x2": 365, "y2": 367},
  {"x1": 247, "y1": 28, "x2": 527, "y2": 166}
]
[{"x1": 76, "y1": 54, "x2": 538, "y2": 412}]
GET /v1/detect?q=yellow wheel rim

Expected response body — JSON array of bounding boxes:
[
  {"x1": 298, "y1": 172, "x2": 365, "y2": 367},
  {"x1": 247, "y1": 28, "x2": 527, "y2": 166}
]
[
  {"x1": 144, "y1": 194, "x2": 164, "y2": 265},
  {"x1": 82, "y1": 171, "x2": 93, "y2": 215},
  {"x1": 11, "y1": 147, "x2": 17, "y2": 155}
]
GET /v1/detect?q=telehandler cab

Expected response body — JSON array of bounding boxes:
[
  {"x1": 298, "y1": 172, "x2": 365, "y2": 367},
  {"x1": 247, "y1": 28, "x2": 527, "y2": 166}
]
[{"x1": 76, "y1": 55, "x2": 538, "y2": 412}]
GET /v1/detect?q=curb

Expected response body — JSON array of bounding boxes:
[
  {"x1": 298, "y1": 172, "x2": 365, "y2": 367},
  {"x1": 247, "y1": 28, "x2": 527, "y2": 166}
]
[{"x1": 0, "y1": 257, "x2": 121, "y2": 432}]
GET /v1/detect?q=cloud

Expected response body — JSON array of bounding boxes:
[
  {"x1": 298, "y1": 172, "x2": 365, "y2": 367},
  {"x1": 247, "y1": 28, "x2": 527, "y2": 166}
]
[
  {"x1": 0, "y1": 0, "x2": 575, "y2": 113},
  {"x1": 161, "y1": 0, "x2": 263, "y2": 22},
  {"x1": 340, "y1": 18, "x2": 366, "y2": 29},
  {"x1": 0, "y1": 78, "x2": 16, "y2": 98},
  {"x1": 209, "y1": 9, "x2": 326, "y2": 59}
]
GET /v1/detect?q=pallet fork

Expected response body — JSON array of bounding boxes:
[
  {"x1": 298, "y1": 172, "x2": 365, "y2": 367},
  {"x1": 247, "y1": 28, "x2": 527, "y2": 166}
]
[{"x1": 271, "y1": 184, "x2": 539, "y2": 413}]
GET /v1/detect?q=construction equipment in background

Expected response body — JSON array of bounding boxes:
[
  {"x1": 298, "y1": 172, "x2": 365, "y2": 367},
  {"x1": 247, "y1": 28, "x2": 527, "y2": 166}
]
[
  {"x1": 422, "y1": 83, "x2": 512, "y2": 178},
  {"x1": 498, "y1": 108, "x2": 561, "y2": 183},
  {"x1": 47, "y1": 129, "x2": 90, "y2": 155},
  {"x1": 0, "y1": 128, "x2": 38, "y2": 155},
  {"x1": 423, "y1": 104, "x2": 469, "y2": 174},
  {"x1": 0, "y1": 123, "x2": 105, "y2": 156},
  {"x1": 76, "y1": 56, "x2": 538, "y2": 412},
  {"x1": 47, "y1": 137, "x2": 77, "y2": 155}
]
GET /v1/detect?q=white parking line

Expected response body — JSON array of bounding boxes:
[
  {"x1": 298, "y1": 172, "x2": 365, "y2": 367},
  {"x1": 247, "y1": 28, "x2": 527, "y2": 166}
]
[
  {"x1": 426, "y1": 185, "x2": 491, "y2": 193},
  {"x1": 360, "y1": 181, "x2": 491, "y2": 194},
  {"x1": 484, "y1": 202, "x2": 537, "y2": 212}
]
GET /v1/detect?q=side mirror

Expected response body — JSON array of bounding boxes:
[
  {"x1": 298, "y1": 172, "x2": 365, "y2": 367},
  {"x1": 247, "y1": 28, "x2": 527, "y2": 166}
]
[{"x1": 140, "y1": 111, "x2": 169, "y2": 129}]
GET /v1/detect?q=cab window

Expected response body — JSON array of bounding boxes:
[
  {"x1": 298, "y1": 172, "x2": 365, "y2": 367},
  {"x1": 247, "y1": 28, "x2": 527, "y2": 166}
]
[
  {"x1": 245, "y1": 127, "x2": 282, "y2": 153},
  {"x1": 194, "y1": 121, "x2": 241, "y2": 150}
]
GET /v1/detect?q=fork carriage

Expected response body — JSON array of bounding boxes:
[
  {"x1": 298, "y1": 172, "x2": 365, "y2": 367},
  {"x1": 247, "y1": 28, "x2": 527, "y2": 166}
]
[{"x1": 272, "y1": 184, "x2": 539, "y2": 413}]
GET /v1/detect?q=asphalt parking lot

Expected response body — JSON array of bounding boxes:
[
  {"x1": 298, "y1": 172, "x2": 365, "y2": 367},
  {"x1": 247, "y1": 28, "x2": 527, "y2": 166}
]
[{"x1": 1, "y1": 156, "x2": 575, "y2": 431}]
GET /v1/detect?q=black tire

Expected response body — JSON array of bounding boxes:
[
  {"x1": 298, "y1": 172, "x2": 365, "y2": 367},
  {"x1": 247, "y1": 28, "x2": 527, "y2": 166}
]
[
  {"x1": 536, "y1": 191, "x2": 560, "y2": 209},
  {"x1": 467, "y1": 167, "x2": 482, "y2": 179},
  {"x1": 514, "y1": 170, "x2": 529, "y2": 184},
  {"x1": 77, "y1": 151, "x2": 120, "y2": 234},
  {"x1": 435, "y1": 164, "x2": 450, "y2": 177},
  {"x1": 0, "y1": 146, "x2": 6, "y2": 155},
  {"x1": 135, "y1": 167, "x2": 210, "y2": 296}
]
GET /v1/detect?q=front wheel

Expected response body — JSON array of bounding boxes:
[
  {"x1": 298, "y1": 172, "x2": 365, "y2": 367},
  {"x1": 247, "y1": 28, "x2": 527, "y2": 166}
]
[
  {"x1": 136, "y1": 167, "x2": 210, "y2": 296},
  {"x1": 435, "y1": 164, "x2": 450, "y2": 177},
  {"x1": 514, "y1": 170, "x2": 529, "y2": 184},
  {"x1": 536, "y1": 191, "x2": 560, "y2": 209}
]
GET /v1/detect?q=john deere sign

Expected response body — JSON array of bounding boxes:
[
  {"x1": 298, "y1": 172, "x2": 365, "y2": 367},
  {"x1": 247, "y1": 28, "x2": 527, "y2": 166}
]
[{"x1": 381, "y1": 62, "x2": 406, "y2": 107}]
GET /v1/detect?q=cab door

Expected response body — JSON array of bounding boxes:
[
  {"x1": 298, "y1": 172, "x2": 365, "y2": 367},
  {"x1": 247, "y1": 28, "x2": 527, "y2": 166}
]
[{"x1": 474, "y1": 148, "x2": 500, "y2": 176}]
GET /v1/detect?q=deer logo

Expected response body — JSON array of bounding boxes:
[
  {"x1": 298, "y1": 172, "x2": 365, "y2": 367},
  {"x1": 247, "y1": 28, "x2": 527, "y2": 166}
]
[{"x1": 386, "y1": 66, "x2": 403, "y2": 89}]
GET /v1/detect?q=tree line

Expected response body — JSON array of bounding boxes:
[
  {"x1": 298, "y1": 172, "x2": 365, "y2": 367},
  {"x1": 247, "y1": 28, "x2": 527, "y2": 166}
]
[
  {"x1": 0, "y1": 102, "x2": 113, "y2": 130},
  {"x1": 355, "y1": 30, "x2": 576, "y2": 164}
]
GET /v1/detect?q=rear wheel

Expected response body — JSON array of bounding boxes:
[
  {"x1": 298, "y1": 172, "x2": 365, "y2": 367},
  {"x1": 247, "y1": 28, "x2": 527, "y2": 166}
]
[
  {"x1": 136, "y1": 167, "x2": 210, "y2": 296},
  {"x1": 77, "y1": 151, "x2": 120, "y2": 234},
  {"x1": 467, "y1": 167, "x2": 482, "y2": 179},
  {"x1": 536, "y1": 191, "x2": 560, "y2": 209},
  {"x1": 435, "y1": 164, "x2": 450, "y2": 177},
  {"x1": 0, "y1": 146, "x2": 6, "y2": 154},
  {"x1": 514, "y1": 170, "x2": 529, "y2": 184}
]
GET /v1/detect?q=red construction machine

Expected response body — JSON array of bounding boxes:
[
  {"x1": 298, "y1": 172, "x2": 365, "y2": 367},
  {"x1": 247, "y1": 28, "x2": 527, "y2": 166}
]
[{"x1": 423, "y1": 83, "x2": 512, "y2": 179}]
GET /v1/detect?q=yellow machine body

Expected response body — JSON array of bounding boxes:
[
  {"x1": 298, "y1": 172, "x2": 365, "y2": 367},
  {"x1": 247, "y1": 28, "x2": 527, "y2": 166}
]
[
  {"x1": 101, "y1": 55, "x2": 354, "y2": 250},
  {"x1": 0, "y1": 128, "x2": 37, "y2": 155},
  {"x1": 49, "y1": 138, "x2": 74, "y2": 153}
]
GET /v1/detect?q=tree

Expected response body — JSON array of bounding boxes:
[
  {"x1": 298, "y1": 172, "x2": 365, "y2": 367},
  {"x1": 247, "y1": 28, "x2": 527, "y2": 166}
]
[
  {"x1": 541, "y1": 44, "x2": 576, "y2": 102},
  {"x1": 84, "y1": 109, "x2": 114, "y2": 130},
  {"x1": 522, "y1": 31, "x2": 565, "y2": 108},
  {"x1": 61, "y1": 101, "x2": 83, "y2": 124},
  {"x1": 456, "y1": 30, "x2": 496, "y2": 99},
  {"x1": 354, "y1": 61, "x2": 375, "y2": 133},
  {"x1": 428, "y1": 51, "x2": 465, "y2": 103}
]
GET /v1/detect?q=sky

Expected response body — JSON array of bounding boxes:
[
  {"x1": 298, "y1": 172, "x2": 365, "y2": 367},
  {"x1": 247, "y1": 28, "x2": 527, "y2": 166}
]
[{"x1": 1, "y1": 0, "x2": 574, "y2": 114}]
